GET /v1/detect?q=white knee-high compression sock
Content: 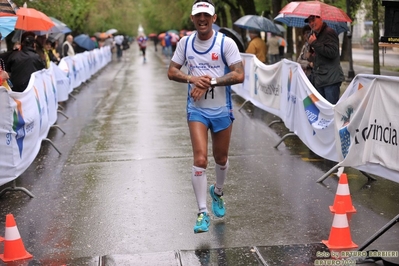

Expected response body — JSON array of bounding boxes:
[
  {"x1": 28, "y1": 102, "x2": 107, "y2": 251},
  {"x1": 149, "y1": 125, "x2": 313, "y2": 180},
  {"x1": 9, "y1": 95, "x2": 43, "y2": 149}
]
[
  {"x1": 192, "y1": 166, "x2": 208, "y2": 214},
  {"x1": 215, "y1": 160, "x2": 229, "y2": 196}
]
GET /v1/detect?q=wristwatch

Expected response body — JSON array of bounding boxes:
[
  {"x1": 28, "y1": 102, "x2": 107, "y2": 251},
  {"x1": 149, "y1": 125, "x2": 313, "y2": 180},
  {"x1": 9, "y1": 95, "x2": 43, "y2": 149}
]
[{"x1": 211, "y1": 78, "x2": 217, "y2": 86}]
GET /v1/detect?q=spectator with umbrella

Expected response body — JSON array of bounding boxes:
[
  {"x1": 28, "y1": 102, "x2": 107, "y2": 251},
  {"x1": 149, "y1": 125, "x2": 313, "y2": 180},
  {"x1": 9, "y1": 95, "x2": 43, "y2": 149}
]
[
  {"x1": 45, "y1": 39, "x2": 60, "y2": 65},
  {"x1": 163, "y1": 32, "x2": 172, "y2": 58},
  {"x1": 148, "y1": 33, "x2": 158, "y2": 51},
  {"x1": 297, "y1": 25, "x2": 314, "y2": 82},
  {"x1": 61, "y1": 34, "x2": 75, "y2": 58},
  {"x1": 6, "y1": 31, "x2": 45, "y2": 92},
  {"x1": 245, "y1": 29, "x2": 267, "y2": 63},
  {"x1": 267, "y1": 33, "x2": 280, "y2": 64},
  {"x1": 122, "y1": 35, "x2": 130, "y2": 50},
  {"x1": 114, "y1": 35, "x2": 124, "y2": 60},
  {"x1": 306, "y1": 14, "x2": 344, "y2": 104},
  {"x1": 169, "y1": 31, "x2": 180, "y2": 53},
  {"x1": 278, "y1": 35, "x2": 286, "y2": 60},
  {"x1": 35, "y1": 34, "x2": 50, "y2": 68}
]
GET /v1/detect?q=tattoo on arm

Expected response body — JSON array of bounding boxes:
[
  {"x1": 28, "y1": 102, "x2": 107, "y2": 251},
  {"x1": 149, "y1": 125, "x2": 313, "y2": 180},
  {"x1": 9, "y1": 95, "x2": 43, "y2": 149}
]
[
  {"x1": 216, "y1": 62, "x2": 244, "y2": 86},
  {"x1": 168, "y1": 61, "x2": 188, "y2": 83}
]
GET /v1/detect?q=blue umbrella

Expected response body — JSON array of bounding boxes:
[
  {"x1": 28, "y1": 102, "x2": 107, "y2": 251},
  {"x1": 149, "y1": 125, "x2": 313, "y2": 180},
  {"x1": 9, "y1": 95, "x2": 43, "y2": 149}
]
[
  {"x1": 234, "y1": 15, "x2": 282, "y2": 35},
  {"x1": 0, "y1": 16, "x2": 17, "y2": 40},
  {"x1": 74, "y1": 34, "x2": 96, "y2": 51},
  {"x1": 274, "y1": 13, "x2": 349, "y2": 35}
]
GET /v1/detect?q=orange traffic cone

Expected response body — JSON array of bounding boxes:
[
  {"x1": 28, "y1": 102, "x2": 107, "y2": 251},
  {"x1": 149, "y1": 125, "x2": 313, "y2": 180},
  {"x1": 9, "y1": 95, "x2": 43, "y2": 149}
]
[
  {"x1": 322, "y1": 201, "x2": 358, "y2": 249},
  {"x1": 0, "y1": 214, "x2": 33, "y2": 262},
  {"x1": 330, "y1": 173, "x2": 356, "y2": 213}
]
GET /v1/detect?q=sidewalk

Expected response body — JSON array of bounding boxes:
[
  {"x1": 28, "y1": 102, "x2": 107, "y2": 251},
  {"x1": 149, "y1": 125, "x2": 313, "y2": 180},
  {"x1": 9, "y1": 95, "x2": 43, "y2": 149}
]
[{"x1": 341, "y1": 60, "x2": 399, "y2": 78}]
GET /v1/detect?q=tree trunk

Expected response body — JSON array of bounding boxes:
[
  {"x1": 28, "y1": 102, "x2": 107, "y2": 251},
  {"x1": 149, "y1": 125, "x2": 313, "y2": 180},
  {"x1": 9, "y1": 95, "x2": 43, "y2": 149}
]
[
  {"x1": 372, "y1": 0, "x2": 380, "y2": 75},
  {"x1": 272, "y1": 0, "x2": 282, "y2": 18},
  {"x1": 217, "y1": 6, "x2": 228, "y2": 28},
  {"x1": 294, "y1": 27, "x2": 303, "y2": 60},
  {"x1": 239, "y1": 0, "x2": 256, "y2": 15},
  {"x1": 286, "y1": 27, "x2": 293, "y2": 59},
  {"x1": 237, "y1": 0, "x2": 256, "y2": 47},
  {"x1": 229, "y1": 4, "x2": 246, "y2": 46},
  {"x1": 341, "y1": 33, "x2": 349, "y2": 61}
]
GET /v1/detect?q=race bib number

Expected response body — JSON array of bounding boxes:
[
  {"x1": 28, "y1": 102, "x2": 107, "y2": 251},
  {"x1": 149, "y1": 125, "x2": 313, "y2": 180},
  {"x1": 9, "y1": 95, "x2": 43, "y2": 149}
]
[{"x1": 194, "y1": 87, "x2": 226, "y2": 108}]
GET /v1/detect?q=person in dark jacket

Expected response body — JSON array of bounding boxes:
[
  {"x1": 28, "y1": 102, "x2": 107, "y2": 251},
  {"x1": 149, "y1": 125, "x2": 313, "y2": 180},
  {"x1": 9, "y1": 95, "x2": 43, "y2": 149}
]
[
  {"x1": 6, "y1": 31, "x2": 46, "y2": 92},
  {"x1": 306, "y1": 15, "x2": 344, "y2": 104}
]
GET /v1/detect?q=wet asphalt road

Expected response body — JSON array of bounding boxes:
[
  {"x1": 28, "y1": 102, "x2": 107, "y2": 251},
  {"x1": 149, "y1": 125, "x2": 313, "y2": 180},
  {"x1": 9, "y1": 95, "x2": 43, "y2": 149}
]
[{"x1": 0, "y1": 44, "x2": 398, "y2": 265}]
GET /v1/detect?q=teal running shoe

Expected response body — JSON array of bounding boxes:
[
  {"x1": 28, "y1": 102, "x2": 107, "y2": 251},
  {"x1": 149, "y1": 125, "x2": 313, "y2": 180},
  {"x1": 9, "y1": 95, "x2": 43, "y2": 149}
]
[
  {"x1": 193, "y1": 212, "x2": 210, "y2": 234},
  {"x1": 210, "y1": 185, "x2": 225, "y2": 218}
]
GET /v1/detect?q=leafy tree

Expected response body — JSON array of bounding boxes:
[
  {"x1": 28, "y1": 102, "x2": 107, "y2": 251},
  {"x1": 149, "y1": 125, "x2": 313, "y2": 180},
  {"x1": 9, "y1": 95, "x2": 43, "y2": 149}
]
[
  {"x1": 14, "y1": 0, "x2": 94, "y2": 34},
  {"x1": 13, "y1": 0, "x2": 141, "y2": 36},
  {"x1": 10, "y1": 0, "x2": 383, "y2": 74},
  {"x1": 361, "y1": 0, "x2": 384, "y2": 74},
  {"x1": 141, "y1": 0, "x2": 190, "y2": 34}
]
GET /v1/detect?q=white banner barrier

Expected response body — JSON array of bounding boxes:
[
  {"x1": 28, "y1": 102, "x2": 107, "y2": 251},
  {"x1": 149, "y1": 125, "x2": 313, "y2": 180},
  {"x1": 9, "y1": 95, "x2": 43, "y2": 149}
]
[
  {"x1": 233, "y1": 54, "x2": 399, "y2": 182},
  {"x1": 234, "y1": 55, "x2": 338, "y2": 161},
  {"x1": 231, "y1": 54, "x2": 254, "y2": 103},
  {"x1": 0, "y1": 86, "x2": 41, "y2": 186},
  {"x1": 335, "y1": 74, "x2": 399, "y2": 183},
  {"x1": 51, "y1": 62, "x2": 70, "y2": 102},
  {"x1": 0, "y1": 46, "x2": 112, "y2": 187}
]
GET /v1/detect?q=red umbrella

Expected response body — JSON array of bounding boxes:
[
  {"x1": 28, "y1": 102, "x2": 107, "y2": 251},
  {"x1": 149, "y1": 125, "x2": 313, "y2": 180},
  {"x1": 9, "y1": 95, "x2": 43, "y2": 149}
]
[
  {"x1": 158, "y1": 32, "x2": 165, "y2": 40},
  {"x1": 170, "y1": 32, "x2": 179, "y2": 44},
  {"x1": 99, "y1": 32, "x2": 108, "y2": 39},
  {"x1": 148, "y1": 33, "x2": 157, "y2": 38},
  {"x1": 158, "y1": 32, "x2": 179, "y2": 41},
  {"x1": 279, "y1": 1, "x2": 352, "y2": 22},
  {"x1": 15, "y1": 7, "x2": 55, "y2": 31}
]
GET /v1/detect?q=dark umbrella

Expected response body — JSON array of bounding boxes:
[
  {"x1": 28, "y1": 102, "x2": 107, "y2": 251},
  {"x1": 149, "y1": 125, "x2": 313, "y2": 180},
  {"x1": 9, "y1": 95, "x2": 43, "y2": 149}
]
[
  {"x1": 218, "y1": 27, "x2": 245, "y2": 53},
  {"x1": 34, "y1": 17, "x2": 72, "y2": 36},
  {"x1": 212, "y1": 24, "x2": 220, "y2": 31},
  {"x1": 234, "y1": 15, "x2": 282, "y2": 35},
  {"x1": 74, "y1": 34, "x2": 96, "y2": 51},
  {"x1": 49, "y1": 17, "x2": 71, "y2": 33}
]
